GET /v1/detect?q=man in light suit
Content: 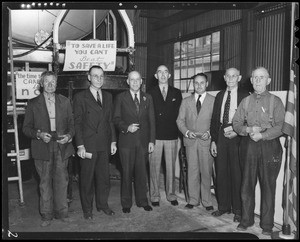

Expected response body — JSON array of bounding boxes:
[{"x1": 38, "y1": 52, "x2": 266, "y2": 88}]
[
  {"x1": 210, "y1": 67, "x2": 249, "y2": 223},
  {"x1": 113, "y1": 71, "x2": 155, "y2": 213},
  {"x1": 23, "y1": 71, "x2": 75, "y2": 227},
  {"x1": 73, "y1": 65, "x2": 117, "y2": 220},
  {"x1": 148, "y1": 65, "x2": 182, "y2": 207},
  {"x1": 176, "y1": 73, "x2": 215, "y2": 211}
]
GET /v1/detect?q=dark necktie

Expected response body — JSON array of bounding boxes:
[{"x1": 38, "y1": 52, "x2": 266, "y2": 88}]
[
  {"x1": 97, "y1": 91, "x2": 102, "y2": 108},
  {"x1": 196, "y1": 95, "x2": 201, "y2": 114},
  {"x1": 223, "y1": 90, "x2": 231, "y2": 124},
  {"x1": 134, "y1": 93, "x2": 139, "y2": 113}
]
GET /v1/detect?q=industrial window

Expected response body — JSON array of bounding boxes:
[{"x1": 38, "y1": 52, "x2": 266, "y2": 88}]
[{"x1": 174, "y1": 31, "x2": 220, "y2": 92}]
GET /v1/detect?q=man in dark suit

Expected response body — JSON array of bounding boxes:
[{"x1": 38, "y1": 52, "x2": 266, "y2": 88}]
[
  {"x1": 73, "y1": 65, "x2": 117, "y2": 220},
  {"x1": 210, "y1": 67, "x2": 249, "y2": 222},
  {"x1": 113, "y1": 70, "x2": 155, "y2": 213},
  {"x1": 148, "y1": 65, "x2": 182, "y2": 207},
  {"x1": 23, "y1": 71, "x2": 75, "y2": 227}
]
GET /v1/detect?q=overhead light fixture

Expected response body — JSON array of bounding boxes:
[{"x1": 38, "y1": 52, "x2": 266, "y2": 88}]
[{"x1": 21, "y1": 3, "x2": 25, "y2": 8}]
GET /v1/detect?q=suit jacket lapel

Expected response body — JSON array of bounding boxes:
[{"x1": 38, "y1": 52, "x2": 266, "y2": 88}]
[
  {"x1": 37, "y1": 94, "x2": 51, "y2": 131},
  {"x1": 55, "y1": 94, "x2": 62, "y2": 130},
  {"x1": 85, "y1": 89, "x2": 102, "y2": 113},
  {"x1": 188, "y1": 94, "x2": 197, "y2": 116},
  {"x1": 125, "y1": 90, "x2": 139, "y2": 117},
  {"x1": 139, "y1": 92, "x2": 147, "y2": 117}
]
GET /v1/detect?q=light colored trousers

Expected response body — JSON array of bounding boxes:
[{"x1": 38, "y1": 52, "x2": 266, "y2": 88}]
[
  {"x1": 149, "y1": 139, "x2": 178, "y2": 202},
  {"x1": 185, "y1": 140, "x2": 214, "y2": 207}
]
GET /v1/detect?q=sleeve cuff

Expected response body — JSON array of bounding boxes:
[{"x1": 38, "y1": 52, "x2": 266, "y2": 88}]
[{"x1": 185, "y1": 130, "x2": 189, "y2": 138}]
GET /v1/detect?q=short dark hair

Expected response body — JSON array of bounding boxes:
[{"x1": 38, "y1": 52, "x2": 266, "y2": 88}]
[
  {"x1": 88, "y1": 65, "x2": 104, "y2": 74},
  {"x1": 193, "y1": 73, "x2": 208, "y2": 82}
]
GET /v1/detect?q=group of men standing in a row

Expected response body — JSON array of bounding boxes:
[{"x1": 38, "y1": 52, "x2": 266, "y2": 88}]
[{"x1": 22, "y1": 64, "x2": 285, "y2": 237}]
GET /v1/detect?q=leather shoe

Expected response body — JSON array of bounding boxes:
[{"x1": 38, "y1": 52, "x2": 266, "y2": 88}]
[
  {"x1": 206, "y1": 206, "x2": 214, "y2": 211},
  {"x1": 98, "y1": 208, "x2": 115, "y2": 216},
  {"x1": 151, "y1": 202, "x2": 160, "y2": 207},
  {"x1": 60, "y1": 217, "x2": 71, "y2": 223},
  {"x1": 236, "y1": 223, "x2": 254, "y2": 231},
  {"x1": 212, "y1": 210, "x2": 231, "y2": 217},
  {"x1": 41, "y1": 220, "x2": 51, "y2": 227},
  {"x1": 170, "y1": 200, "x2": 178, "y2": 206},
  {"x1": 185, "y1": 204, "x2": 194, "y2": 209},
  {"x1": 262, "y1": 229, "x2": 272, "y2": 236},
  {"x1": 142, "y1": 205, "x2": 153, "y2": 211},
  {"x1": 233, "y1": 215, "x2": 241, "y2": 223},
  {"x1": 122, "y1": 208, "x2": 131, "y2": 213}
]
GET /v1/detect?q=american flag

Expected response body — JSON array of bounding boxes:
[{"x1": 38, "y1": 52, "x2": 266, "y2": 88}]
[{"x1": 281, "y1": 69, "x2": 297, "y2": 235}]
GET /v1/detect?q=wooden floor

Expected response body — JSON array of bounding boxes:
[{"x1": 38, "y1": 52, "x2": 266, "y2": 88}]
[{"x1": 5, "y1": 161, "x2": 283, "y2": 239}]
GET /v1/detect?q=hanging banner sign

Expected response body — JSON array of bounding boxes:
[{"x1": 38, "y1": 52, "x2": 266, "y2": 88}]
[
  {"x1": 63, "y1": 40, "x2": 117, "y2": 72},
  {"x1": 16, "y1": 71, "x2": 41, "y2": 99}
]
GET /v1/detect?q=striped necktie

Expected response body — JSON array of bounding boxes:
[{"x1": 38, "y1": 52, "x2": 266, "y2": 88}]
[
  {"x1": 97, "y1": 91, "x2": 102, "y2": 108},
  {"x1": 134, "y1": 93, "x2": 139, "y2": 113},
  {"x1": 223, "y1": 90, "x2": 231, "y2": 124}
]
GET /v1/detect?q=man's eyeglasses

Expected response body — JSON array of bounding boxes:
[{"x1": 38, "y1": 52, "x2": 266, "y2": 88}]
[
  {"x1": 225, "y1": 75, "x2": 239, "y2": 79},
  {"x1": 90, "y1": 75, "x2": 104, "y2": 80},
  {"x1": 252, "y1": 76, "x2": 268, "y2": 81}
]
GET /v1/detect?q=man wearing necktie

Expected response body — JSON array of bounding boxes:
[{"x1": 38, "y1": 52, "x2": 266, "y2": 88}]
[
  {"x1": 73, "y1": 65, "x2": 117, "y2": 220},
  {"x1": 177, "y1": 73, "x2": 215, "y2": 211},
  {"x1": 210, "y1": 68, "x2": 249, "y2": 223},
  {"x1": 113, "y1": 71, "x2": 155, "y2": 213},
  {"x1": 148, "y1": 65, "x2": 182, "y2": 207},
  {"x1": 23, "y1": 71, "x2": 75, "y2": 227}
]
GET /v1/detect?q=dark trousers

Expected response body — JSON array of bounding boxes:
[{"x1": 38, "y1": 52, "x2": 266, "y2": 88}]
[
  {"x1": 34, "y1": 141, "x2": 69, "y2": 220},
  {"x1": 79, "y1": 151, "x2": 110, "y2": 214},
  {"x1": 215, "y1": 129, "x2": 242, "y2": 215},
  {"x1": 239, "y1": 136, "x2": 282, "y2": 230},
  {"x1": 119, "y1": 145, "x2": 149, "y2": 208}
]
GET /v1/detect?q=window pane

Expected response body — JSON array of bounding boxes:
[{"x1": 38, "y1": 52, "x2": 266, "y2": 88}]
[
  {"x1": 181, "y1": 60, "x2": 188, "y2": 78},
  {"x1": 174, "y1": 42, "x2": 181, "y2": 60},
  {"x1": 211, "y1": 55, "x2": 220, "y2": 71},
  {"x1": 188, "y1": 64, "x2": 195, "y2": 78},
  {"x1": 181, "y1": 41, "x2": 188, "y2": 59},
  {"x1": 203, "y1": 56, "x2": 211, "y2": 72},
  {"x1": 195, "y1": 58, "x2": 203, "y2": 74},
  {"x1": 174, "y1": 80, "x2": 181, "y2": 90},
  {"x1": 187, "y1": 39, "x2": 195, "y2": 58},
  {"x1": 174, "y1": 68, "x2": 180, "y2": 80},
  {"x1": 173, "y1": 31, "x2": 220, "y2": 91},
  {"x1": 212, "y1": 32, "x2": 220, "y2": 54}
]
